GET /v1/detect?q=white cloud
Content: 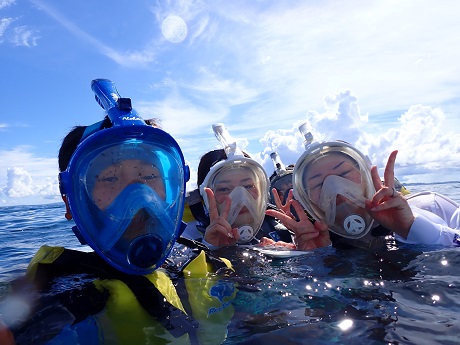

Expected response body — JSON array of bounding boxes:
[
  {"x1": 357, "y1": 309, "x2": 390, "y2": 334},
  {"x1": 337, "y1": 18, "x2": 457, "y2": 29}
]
[
  {"x1": 255, "y1": 90, "x2": 460, "y2": 184},
  {"x1": 0, "y1": 147, "x2": 60, "y2": 205},
  {"x1": 0, "y1": 17, "x2": 14, "y2": 39},
  {"x1": 11, "y1": 25, "x2": 39, "y2": 46},
  {"x1": 5, "y1": 167, "x2": 34, "y2": 197},
  {"x1": 30, "y1": 0, "x2": 157, "y2": 67},
  {"x1": 0, "y1": 0, "x2": 15, "y2": 10}
]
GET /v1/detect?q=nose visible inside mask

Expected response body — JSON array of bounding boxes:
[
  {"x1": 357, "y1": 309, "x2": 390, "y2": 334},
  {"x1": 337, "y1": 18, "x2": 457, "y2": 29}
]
[
  {"x1": 98, "y1": 183, "x2": 173, "y2": 251},
  {"x1": 318, "y1": 175, "x2": 366, "y2": 226},
  {"x1": 226, "y1": 186, "x2": 259, "y2": 224},
  {"x1": 225, "y1": 186, "x2": 261, "y2": 242}
]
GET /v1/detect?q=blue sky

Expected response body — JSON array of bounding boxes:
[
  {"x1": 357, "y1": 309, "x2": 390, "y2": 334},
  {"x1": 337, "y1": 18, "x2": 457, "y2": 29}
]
[{"x1": 1, "y1": 0, "x2": 460, "y2": 206}]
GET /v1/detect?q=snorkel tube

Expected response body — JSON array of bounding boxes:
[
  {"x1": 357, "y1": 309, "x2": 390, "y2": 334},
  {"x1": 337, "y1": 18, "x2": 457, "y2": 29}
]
[
  {"x1": 59, "y1": 79, "x2": 190, "y2": 275},
  {"x1": 91, "y1": 78, "x2": 145, "y2": 127}
]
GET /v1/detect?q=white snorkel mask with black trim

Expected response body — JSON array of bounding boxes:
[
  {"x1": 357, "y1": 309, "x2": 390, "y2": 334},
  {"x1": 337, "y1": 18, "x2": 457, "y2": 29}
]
[
  {"x1": 269, "y1": 152, "x2": 293, "y2": 205},
  {"x1": 292, "y1": 123, "x2": 375, "y2": 239},
  {"x1": 200, "y1": 124, "x2": 269, "y2": 243},
  {"x1": 59, "y1": 79, "x2": 190, "y2": 275}
]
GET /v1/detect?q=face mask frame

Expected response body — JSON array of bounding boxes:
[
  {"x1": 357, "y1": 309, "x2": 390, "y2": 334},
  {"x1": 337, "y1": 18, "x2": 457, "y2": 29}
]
[
  {"x1": 293, "y1": 141, "x2": 375, "y2": 239},
  {"x1": 59, "y1": 124, "x2": 190, "y2": 274},
  {"x1": 200, "y1": 157, "x2": 269, "y2": 243}
]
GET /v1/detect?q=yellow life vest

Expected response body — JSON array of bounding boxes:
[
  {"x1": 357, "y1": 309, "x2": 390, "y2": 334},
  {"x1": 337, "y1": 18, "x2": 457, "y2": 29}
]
[{"x1": 25, "y1": 245, "x2": 236, "y2": 345}]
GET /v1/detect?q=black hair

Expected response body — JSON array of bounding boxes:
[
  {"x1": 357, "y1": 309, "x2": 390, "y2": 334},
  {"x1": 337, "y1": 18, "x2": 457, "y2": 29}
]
[
  {"x1": 196, "y1": 149, "x2": 252, "y2": 188},
  {"x1": 58, "y1": 116, "x2": 162, "y2": 172}
]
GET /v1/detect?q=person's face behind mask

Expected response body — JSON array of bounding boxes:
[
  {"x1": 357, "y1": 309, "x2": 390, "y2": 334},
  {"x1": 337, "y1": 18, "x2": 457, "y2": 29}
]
[
  {"x1": 305, "y1": 154, "x2": 362, "y2": 205},
  {"x1": 93, "y1": 159, "x2": 166, "y2": 210},
  {"x1": 213, "y1": 167, "x2": 260, "y2": 230},
  {"x1": 272, "y1": 174, "x2": 293, "y2": 203},
  {"x1": 91, "y1": 159, "x2": 167, "y2": 244},
  {"x1": 302, "y1": 152, "x2": 374, "y2": 238}
]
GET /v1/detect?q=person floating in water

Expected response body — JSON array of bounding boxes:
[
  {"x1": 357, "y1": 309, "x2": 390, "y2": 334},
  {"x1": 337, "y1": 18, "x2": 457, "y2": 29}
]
[
  {"x1": 181, "y1": 123, "x2": 331, "y2": 251},
  {"x1": 266, "y1": 122, "x2": 460, "y2": 250},
  {"x1": 0, "y1": 79, "x2": 235, "y2": 345}
]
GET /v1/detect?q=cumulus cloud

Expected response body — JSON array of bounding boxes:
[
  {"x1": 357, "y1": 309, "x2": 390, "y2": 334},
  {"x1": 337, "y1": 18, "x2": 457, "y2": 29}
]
[
  {"x1": 2, "y1": 166, "x2": 59, "y2": 198},
  {"x1": 4, "y1": 167, "x2": 34, "y2": 197},
  {"x1": 256, "y1": 90, "x2": 460, "y2": 184},
  {"x1": 0, "y1": 147, "x2": 60, "y2": 205}
]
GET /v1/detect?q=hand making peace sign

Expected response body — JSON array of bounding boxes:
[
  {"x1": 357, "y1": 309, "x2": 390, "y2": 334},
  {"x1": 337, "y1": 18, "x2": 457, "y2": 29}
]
[
  {"x1": 365, "y1": 150, "x2": 415, "y2": 238},
  {"x1": 203, "y1": 187, "x2": 240, "y2": 247},
  {"x1": 266, "y1": 188, "x2": 331, "y2": 250}
]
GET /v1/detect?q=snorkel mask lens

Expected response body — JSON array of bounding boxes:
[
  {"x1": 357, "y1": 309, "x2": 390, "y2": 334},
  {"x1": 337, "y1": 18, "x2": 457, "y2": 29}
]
[
  {"x1": 59, "y1": 79, "x2": 189, "y2": 275},
  {"x1": 202, "y1": 162, "x2": 268, "y2": 243},
  {"x1": 200, "y1": 123, "x2": 269, "y2": 243},
  {"x1": 293, "y1": 139, "x2": 375, "y2": 239},
  {"x1": 270, "y1": 174, "x2": 293, "y2": 204}
]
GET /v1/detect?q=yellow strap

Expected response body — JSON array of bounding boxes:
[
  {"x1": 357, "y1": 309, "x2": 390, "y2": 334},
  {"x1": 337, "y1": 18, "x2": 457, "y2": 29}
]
[
  {"x1": 93, "y1": 279, "x2": 190, "y2": 344},
  {"x1": 183, "y1": 250, "x2": 213, "y2": 278},
  {"x1": 182, "y1": 203, "x2": 195, "y2": 223},
  {"x1": 26, "y1": 245, "x2": 65, "y2": 280},
  {"x1": 145, "y1": 269, "x2": 187, "y2": 314}
]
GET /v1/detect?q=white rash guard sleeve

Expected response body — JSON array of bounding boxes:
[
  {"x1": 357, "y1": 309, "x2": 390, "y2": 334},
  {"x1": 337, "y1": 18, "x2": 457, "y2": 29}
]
[{"x1": 395, "y1": 207, "x2": 460, "y2": 246}]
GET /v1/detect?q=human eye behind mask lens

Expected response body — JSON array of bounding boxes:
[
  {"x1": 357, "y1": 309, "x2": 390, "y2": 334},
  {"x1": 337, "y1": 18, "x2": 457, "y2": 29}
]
[{"x1": 293, "y1": 135, "x2": 375, "y2": 240}]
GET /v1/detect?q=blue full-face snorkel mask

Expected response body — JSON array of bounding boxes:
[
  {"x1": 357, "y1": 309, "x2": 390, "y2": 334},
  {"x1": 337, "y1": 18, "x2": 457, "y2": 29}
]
[
  {"x1": 59, "y1": 79, "x2": 190, "y2": 275},
  {"x1": 292, "y1": 122, "x2": 375, "y2": 239},
  {"x1": 200, "y1": 124, "x2": 269, "y2": 243}
]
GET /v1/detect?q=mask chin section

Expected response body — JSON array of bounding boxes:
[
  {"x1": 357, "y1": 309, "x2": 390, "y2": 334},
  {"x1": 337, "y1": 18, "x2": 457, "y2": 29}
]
[
  {"x1": 329, "y1": 201, "x2": 374, "y2": 239},
  {"x1": 343, "y1": 214, "x2": 366, "y2": 236},
  {"x1": 238, "y1": 225, "x2": 255, "y2": 243},
  {"x1": 127, "y1": 234, "x2": 163, "y2": 269}
]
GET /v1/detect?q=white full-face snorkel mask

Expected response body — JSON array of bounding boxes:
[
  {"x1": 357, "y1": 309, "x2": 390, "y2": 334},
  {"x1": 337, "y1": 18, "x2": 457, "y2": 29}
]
[
  {"x1": 292, "y1": 123, "x2": 375, "y2": 239},
  {"x1": 200, "y1": 124, "x2": 269, "y2": 243}
]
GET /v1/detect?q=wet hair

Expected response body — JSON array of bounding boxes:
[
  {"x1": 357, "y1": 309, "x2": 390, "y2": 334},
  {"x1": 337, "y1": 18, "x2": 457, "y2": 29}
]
[
  {"x1": 197, "y1": 149, "x2": 252, "y2": 187},
  {"x1": 58, "y1": 116, "x2": 162, "y2": 172}
]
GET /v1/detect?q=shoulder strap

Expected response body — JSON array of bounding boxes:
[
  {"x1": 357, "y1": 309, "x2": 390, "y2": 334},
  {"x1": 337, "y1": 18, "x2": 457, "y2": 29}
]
[{"x1": 186, "y1": 188, "x2": 210, "y2": 228}]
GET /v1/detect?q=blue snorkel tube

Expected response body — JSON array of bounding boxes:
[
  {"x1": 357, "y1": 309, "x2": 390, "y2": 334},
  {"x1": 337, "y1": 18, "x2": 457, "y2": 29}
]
[
  {"x1": 60, "y1": 79, "x2": 190, "y2": 275},
  {"x1": 91, "y1": 79, "x2": 144, "y2": 127}
]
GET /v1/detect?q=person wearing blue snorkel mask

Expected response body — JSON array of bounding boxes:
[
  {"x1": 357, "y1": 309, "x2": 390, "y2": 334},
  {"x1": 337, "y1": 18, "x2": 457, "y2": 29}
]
[
  {"x1": 283, "y1": 122, "x2": 460, "y2": 250},
  {"x1": 0, "y1": 80, "x2": 236, "y2": 345}
]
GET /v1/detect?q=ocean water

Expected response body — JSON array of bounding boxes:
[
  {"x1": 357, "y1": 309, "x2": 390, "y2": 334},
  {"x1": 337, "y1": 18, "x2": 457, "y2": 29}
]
[{"x1": 0, "y1": 182, "x2": 459, "y2": 344}]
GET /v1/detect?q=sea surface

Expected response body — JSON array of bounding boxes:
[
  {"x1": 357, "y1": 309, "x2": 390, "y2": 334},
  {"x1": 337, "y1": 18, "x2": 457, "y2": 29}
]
[{"x1": 0, "y1": 181, "x2": 459, "y2": 344}]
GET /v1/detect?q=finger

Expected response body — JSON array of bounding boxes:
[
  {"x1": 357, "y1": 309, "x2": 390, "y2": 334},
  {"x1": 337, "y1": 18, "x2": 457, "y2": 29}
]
[
  {"x1": 219, "y1": 196, "x2": 232, "y2": 220},
  {"x1": 206, "y1": 221, "x2": 234, "y2": 241},
  {"x1": 204, "y1": 188, "x2": 219, "y2": 221},
  {"x1": 369, "y1": 194, "x2": 401, "y2": 212},
  {"x1": 231, "y1": 227, "x2": 240, "y2": 241},
  {"x1": 370, "y1": 165, "x2": 383, "y2": 191},
  {"x1": 266, "y1": 209, "x2": 293, "y2": 225},
  {"x1": 290, "y1": 199, "x2": 306, "y2": 219},
  {"x1": 314, "y1": 221, "x2": 329, "y2": 232},
  {"x1": 285, "y1": 189, "x2": 294, "y2": 203},
  {"x1": 271, "y1": 187, "x2": 283, "y2": 208},
  {"x1": 383, "y1": 150, "x2": 398, "y2": 188}
]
